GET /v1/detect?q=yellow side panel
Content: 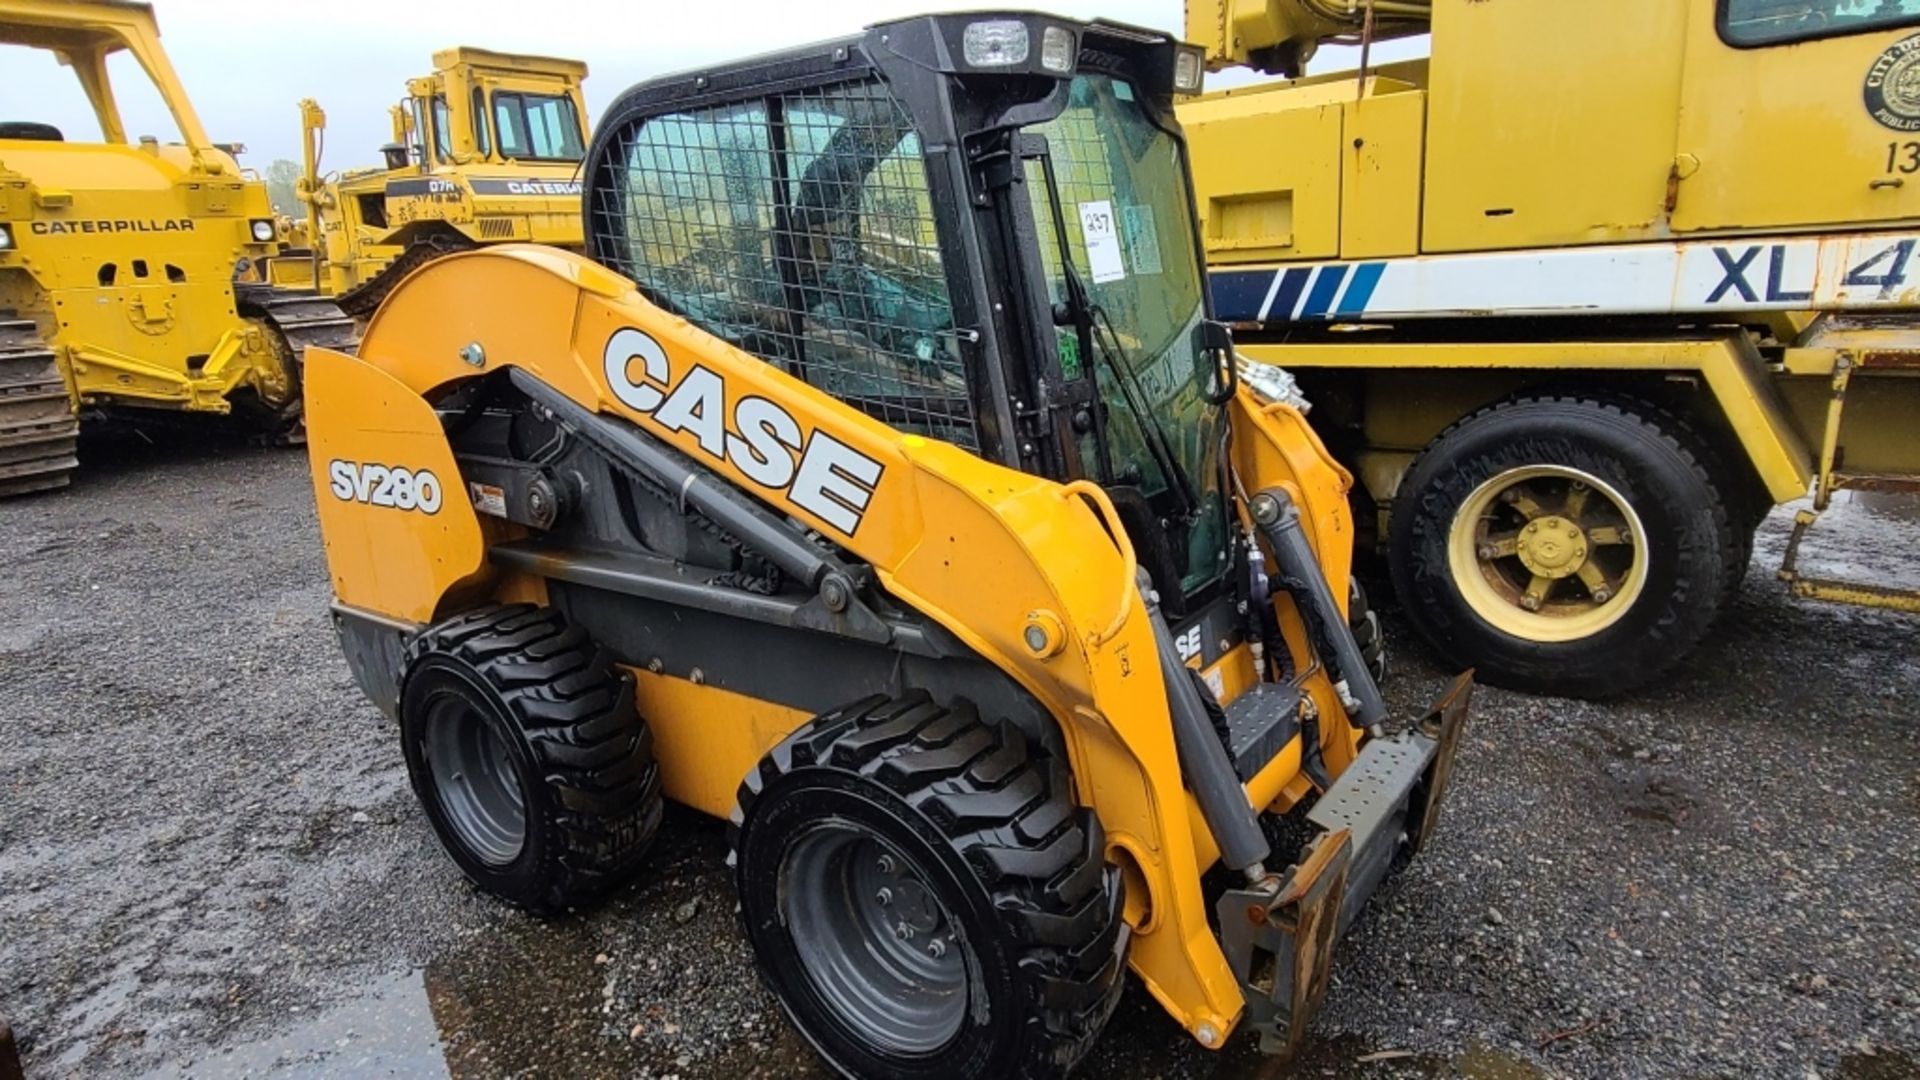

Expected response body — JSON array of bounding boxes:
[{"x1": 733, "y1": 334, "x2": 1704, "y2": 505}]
[
  {"x1": 1674, "y1": 8, "x2": 1920, "y2": 233},
  {"x1": 1341, "y1": 91, "x2": 1426, "y2": 259},
  {"x1": 1182, "y1": 93, "x2": 1343, "y2": 263},
  {"x1": 629, "y1": 672, "x2": 811, "y2": 819},
  {"x1": 1422, "y1": 0, "x2": 1687, "y2": 253},
  {"x1": 303, "y1": 347, "x2": 487, "y2": 624}
]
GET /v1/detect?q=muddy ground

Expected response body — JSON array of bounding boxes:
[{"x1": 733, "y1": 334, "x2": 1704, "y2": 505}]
[{"x1": 1, "y1": 436, "x2": 1916, "y2": 1080}]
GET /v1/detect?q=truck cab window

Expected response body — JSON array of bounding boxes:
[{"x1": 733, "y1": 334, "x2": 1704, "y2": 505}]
[
  {"x1": 471, "y1": 87, "x2": 491, "y2": 157},
  {"x1": 493, "y1": 92, "x2": 584, "y2": 161},
  {"x1": 431, "y1": 95, "x2": 453, "y2": 161},
  {"x1": 1721, "y1": 0, "x2": 1920, "y2": 45}
]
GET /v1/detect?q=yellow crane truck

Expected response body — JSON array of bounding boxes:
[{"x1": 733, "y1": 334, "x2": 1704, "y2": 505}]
[
  {"x1": 1181, "y1": 0, "x2": 1920, "y2": 696},
  {"x1": 277, "y1": 48, "x2": 590, "y2": 318},
  {"x1": 0, "y1": 0, "x2": 354, "y2": 495},
  {"x1": 302, "y1": 13, "x2": 1473, "y2": 1073}
]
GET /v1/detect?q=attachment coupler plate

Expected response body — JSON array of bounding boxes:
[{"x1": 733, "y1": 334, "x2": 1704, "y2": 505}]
[{"x1": 1215, "y1": 671, "x2": 1474, "y2": 1057}]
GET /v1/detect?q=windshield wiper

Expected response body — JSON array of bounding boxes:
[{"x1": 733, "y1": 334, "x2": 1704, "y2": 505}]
[
  {"x1": 1083, "y1": 288, "x2": 1199, "y2": 520},
  {"x1": 1030, "y1": 150, "x2": 1198, "y2": 518}
]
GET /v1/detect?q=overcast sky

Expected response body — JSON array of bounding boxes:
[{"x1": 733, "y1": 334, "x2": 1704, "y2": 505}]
[{"x1": 1, "y1": 0, "x2": 1427, "y2": 168}]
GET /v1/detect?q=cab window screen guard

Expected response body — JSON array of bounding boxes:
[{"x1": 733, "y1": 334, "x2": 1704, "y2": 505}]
[
  {"x1": 589, "y1": 80, "x2": 974, "y2": 450},
  {"x1": 1720, "y1": 0, "x2": 1920, "y2": 46},
  {"x1": 493, "y1": 91, "x2": 585, "y2": 161}
]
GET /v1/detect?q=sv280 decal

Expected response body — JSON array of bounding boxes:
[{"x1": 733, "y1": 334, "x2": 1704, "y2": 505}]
[{"x1": 327, "y1": 460, "x2": 444, "y2": 514}]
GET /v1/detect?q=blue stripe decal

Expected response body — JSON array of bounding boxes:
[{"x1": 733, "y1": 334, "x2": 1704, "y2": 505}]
[
  {"x1": 1335, "y1": 262, "x2": 1385, "y2": 316},
  {"x1": 1299, "y1": 265, "x2": 1350, "y2": 319},
  {"x1": 1265, "y1": 267, "x2": 1311, "y2": 322},
  {"x1": 1208, "y1": 270, "x2": 1280, "y2": 322}
]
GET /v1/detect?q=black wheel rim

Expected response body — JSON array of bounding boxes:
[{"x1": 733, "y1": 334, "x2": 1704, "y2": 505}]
[
  {"x1": 780, "y1": 821, "x2": 968, "y2": 1055},
  {"x1": 422, "y1": 692, "x2": 526, "y2": 866}
]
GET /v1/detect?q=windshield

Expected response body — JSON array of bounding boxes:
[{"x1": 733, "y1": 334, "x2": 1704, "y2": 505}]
[
  {"x1": 492, "y1": 91, "x2": 585, "y2": 161},
  {"x1": 1024, "y1": 74, "x2": 1226, "y2": 595}
]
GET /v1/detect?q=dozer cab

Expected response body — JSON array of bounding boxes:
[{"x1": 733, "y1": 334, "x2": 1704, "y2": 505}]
[
  {"x1": 304, "y1": 12, "x2": 1473, "y2": 1073},
  {"x1": 0, "y1": 0, "x2": 354, "y2": 495},
  {"x1": 273, "y1": 48, "x2": 589, "y2": 318}
]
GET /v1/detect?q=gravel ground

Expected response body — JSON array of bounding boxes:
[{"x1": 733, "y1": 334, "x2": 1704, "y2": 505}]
[{"x1": 1, "y1": 435, "x2": 1916, "y2": 1079}]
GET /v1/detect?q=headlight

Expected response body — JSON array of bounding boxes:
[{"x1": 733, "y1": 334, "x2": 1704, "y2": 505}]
[
  {"x1": 1173, "y1": 46, "x2": 1205, "y2": 94},
  {"x1": 962, "y1": 20, "x2": 1029, "y2": 67},
  {"x1": 249, "y1": 218, "x2": 275, "y2": 243},
  {"x1": 1039, "y1": 25, "x2": 1076, "y2": 74},
  {"x1": 0, "y1": 224, "x2": 12, "y2": 251}
]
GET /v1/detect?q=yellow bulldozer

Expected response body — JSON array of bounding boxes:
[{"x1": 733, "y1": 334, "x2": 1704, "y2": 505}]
[
  {"x1": 0, "y1": 0, "x2": 355, "y2": 495},
  {"x1": 303, "y1": 13, "x2": 1473, "y2": 1073},
  {"x1": 274, "y1": 47, "x2": 590, "y2": 318},
  {"x1": 1178, "y1": 0, "x2": 1920, "y2": 696}
]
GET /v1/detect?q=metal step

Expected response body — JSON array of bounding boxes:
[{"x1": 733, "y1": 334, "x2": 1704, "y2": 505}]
[{"x1": 1219, "y1": 681, "x2": 1304, "y2": 782}]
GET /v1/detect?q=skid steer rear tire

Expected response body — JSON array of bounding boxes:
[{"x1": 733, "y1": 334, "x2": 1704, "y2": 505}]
[
  {"x1": 731, "y1": 693, "x2": 1128, "y2": 1078},
  {"x1": 399, "y1": 604, "x2": 663, "y2": 914}
]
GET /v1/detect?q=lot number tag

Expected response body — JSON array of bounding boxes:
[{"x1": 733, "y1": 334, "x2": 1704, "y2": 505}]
[{"x1": 1079, "y1": 200, "x2": 1127, "y2": 284}]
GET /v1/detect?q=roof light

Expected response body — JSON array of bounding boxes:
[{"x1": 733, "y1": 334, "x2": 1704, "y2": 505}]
[
  {"x1": 1173, "y1": 46, "x2": 1205, "y2": 94},
  {"x1": 962, "y1": 20, "x2": 1029, "y2": 67},
  {"x1": 1039, "y1": 25, "x2": 1075, "y2": 74}
]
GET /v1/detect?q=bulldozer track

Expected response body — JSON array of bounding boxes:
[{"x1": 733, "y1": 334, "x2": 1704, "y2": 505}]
[
  {"x1": 0, "y1": 319, "x2": 80, "y2": 498},
  {"x1": 333, "y1": 235, "x2": 476, "y2": 319},
  {"x1": 235, "y1": 286, "x2": 359, "y2": 445}
]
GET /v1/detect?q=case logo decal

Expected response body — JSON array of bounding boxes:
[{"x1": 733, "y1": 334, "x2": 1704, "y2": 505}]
[
  {"x1": 603, "y1": 328, "x2": 883, "y2": 536},
  {"x1": 1866, "y1": 33, "x2": 1920, "y2": 132}
]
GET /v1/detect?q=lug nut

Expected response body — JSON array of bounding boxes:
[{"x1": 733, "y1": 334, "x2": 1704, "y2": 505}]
[
  {"x1": 1477, "y1": 544, "x2": 1496, "y2": 560},
  {"x1": 875, "y1": 854, "x2": 895, "y2": 875},
  {"x1": 926, "y1": 939, "x2": 947, "y2": 959},
  {"x1": 1520, "y1": 595, "x2": 1542, "y2": 612},
  {"x1": 1593, "y1": 587, "x2": 1612, "y2": 603},
  {"x1": 895, "y1": 922, "x2": 914, "y2": 941},
  {"x1": 875, "y1": 887, "x2": 893, "y2": 907}
]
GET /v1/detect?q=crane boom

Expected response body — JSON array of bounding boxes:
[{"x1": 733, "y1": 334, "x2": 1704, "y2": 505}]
[{"x1": 1186, "y1": 0, "x2": 1430, "y2": 76}]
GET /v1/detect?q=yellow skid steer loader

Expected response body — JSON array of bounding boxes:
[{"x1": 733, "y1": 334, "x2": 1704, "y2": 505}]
[{"x1": 303, "y1": 12, "x2": 1473, "y2": 1074}]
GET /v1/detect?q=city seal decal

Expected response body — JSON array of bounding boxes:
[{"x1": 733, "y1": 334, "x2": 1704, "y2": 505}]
[{"x1": 1865, "y1": 32, "x2": 1920, "y2": 132}]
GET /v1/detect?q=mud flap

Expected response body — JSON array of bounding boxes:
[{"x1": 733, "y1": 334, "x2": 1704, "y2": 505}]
[{"x1": 1216, "y1": 671, "x2": 1475, "y2": 1056}]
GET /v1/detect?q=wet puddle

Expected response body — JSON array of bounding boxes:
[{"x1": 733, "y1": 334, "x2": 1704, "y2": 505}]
[{"x1": 154, "y1": 971, "x2": 449, "y2": 1079}]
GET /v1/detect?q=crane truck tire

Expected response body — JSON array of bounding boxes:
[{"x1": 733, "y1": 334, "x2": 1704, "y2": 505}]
[
  {"x1": 731, "y1": 693, "x2": 1129, "y2": 1079},
  {"x1": 1389, "y1": 394, "x2": 1730, "y2": 698},
  {"x1": 399, "y1": 604, "x2": 663, "y2": 914},
  {"x1": 1350, "y1": 577, "x2": 1387, "y2": 687}
]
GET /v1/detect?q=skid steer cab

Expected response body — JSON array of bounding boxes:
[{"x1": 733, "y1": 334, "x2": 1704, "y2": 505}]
[{"x1": 303, "y1": 11, "x2": 1474, "y2": 1074}]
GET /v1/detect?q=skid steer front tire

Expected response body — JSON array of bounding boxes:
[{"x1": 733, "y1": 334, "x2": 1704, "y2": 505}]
[
  {"x1": 399, "y1": 604, "x2": 663, "y2": 915},
  {"x1": 732, "y1": 693, "x2": 1128, "y2": 1079}
]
